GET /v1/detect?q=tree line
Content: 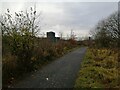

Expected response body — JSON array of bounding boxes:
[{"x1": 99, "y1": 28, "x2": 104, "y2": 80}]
[{"x1": 91, "y1": 11, "x2": 120, "y2": 48}]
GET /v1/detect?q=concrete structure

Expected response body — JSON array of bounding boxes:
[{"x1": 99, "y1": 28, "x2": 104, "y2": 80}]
[
  {"x1": 56, "y1": 37, "x2": 60, "y2": 42},
  {"x1": 47, "y1": 31, "x2": 60, "y2": 42}
]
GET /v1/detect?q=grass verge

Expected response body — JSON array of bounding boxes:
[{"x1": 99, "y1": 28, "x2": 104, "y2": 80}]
[{"x1": 74, "y1": 48, "x2": 119, "y2": 88}]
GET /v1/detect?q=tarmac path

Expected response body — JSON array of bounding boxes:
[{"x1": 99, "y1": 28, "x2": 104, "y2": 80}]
[{"x1": 13, "y1": 47, "x2": 87, "y2": 88}]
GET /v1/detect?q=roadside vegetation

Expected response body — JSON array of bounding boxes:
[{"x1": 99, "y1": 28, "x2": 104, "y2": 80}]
[
  {"x1": 1, "y1": 8, "x2": 78, "y2": 88},
  {"x1": 75, "y1": 48, "x2": 119, "y2": 88},
  {"x1": 75, "y1": 11, "x2": 120, "y2": 88}
]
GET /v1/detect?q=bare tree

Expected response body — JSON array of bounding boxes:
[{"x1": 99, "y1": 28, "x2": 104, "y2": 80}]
[
  {"x1": 90, "y1": 11, "x2": 119, "y2": 48},
  {"x1": 70, "y1": 29, "x2": 76, "y2": 40},
  {"x1": 59, "y1": 31, "x2": 63, "y2": 39}
]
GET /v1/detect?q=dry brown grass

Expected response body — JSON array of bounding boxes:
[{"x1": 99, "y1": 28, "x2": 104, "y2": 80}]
[{"x1": 75, "y1": 48, "x2": 119, "y2": 88}]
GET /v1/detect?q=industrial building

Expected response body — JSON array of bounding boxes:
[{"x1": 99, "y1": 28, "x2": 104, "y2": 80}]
[{"x1": 47, "y1": 31, "x2": 60, "y2": 42}]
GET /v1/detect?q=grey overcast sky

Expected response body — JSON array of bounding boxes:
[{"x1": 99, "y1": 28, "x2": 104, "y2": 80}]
[{"x1": 0, "y1": 1, "x2": 118, "y2": 38}]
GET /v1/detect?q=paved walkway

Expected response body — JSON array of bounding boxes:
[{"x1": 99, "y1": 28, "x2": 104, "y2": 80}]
[{"x1": 13, "y1": 47, "x2": 87, "y2": 88}]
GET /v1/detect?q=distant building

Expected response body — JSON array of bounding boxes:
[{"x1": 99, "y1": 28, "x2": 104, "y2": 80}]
[
  {"x1": 47, "y1": 31, "x2": 60, "y2": 42},
  {"x1": 56, "y1": 37, "x2": 60, "y2": 42}
]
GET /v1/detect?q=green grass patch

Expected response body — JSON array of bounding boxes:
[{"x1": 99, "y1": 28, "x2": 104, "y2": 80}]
[{"x1": 74, "y1": 48, "x2": 119, "y2": 88}]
